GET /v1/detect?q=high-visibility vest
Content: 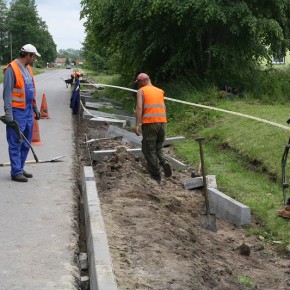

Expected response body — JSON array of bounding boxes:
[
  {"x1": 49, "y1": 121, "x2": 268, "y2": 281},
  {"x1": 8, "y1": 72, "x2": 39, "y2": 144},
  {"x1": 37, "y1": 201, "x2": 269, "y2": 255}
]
[
  {"x1": 141, "y1": 85, "x2": 167, "y2": 124},
  {"x1": 3, "y1": 60, "x2": 36, "y2": 109}
]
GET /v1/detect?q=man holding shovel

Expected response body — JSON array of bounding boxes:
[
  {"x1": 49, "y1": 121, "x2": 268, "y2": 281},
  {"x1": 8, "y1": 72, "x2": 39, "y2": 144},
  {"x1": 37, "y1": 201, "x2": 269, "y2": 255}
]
[
  {"x1": 134, "y1": 73, "x2": 172, "y2": 181},
  {"x1": 2, "y1": 44, "x2": 41, "y2": 182}
]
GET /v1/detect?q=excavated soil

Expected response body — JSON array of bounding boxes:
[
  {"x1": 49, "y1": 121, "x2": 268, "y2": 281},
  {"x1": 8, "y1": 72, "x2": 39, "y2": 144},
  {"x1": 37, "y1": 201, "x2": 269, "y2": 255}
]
[{"x1": 75, "y1": 116, "x2": 290, "y2": 290}]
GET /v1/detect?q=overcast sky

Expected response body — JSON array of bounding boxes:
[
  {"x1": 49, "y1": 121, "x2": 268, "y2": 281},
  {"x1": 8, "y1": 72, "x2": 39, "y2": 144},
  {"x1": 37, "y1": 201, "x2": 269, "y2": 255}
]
[
  {"x1": 8, "y1": 0, "x2": 86, "y2": 50},
  {"x1": 37, "y1": 0, "x2": 85, "y2": 50}
]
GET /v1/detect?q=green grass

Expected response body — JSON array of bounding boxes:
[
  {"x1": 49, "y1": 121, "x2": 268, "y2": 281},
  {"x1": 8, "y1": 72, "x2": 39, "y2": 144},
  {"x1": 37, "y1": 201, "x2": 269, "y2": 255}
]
[
  {"x1": 238, "y1": 276, "x2": 254, "y2": 287},
  {"x1": 170, "y1": 98, "x2": 290, "y2": 248}
]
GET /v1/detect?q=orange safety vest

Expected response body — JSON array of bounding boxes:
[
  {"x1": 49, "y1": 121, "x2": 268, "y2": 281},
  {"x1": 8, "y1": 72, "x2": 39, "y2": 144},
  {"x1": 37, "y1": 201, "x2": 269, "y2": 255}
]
[
  {"x1": 3, "y1": 60, "x2": 36, "y2": 109},
  {"x1": 141, "y1": 85, "x2": 167, "y2": 124}
]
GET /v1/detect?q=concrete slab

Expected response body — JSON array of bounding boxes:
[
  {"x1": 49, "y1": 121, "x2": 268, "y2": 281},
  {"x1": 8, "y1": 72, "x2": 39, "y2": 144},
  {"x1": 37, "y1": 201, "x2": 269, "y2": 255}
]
[
  {"x1": 83, "y1": 110, "x2": 135, "y2": 126},
  {"x1": 183, "y1": 176, "x2": 203, "y2": 189},
  {"x1": 163, "y1": 136, "x2": 186, "y2": 146},
  {"x1": 91, "y1": 148, "x2": 142, "y2": 161},
  {"x1": 90, "y1": 117, "x2": 126, "y2": 127},
  {"x1": 80, "y1": 95, "x2": 96, "y2": 105},
  {"x1": 182, "y1": 175, "x2": 217, "y2": 190},
  {"x1": 81, "y1": 167, "x2": 118, "y2": 290},
  {"x1": 165, "y1": 155, "x2": 188, "y2": 170},
  {"x1": 208, "y1": 188, "x2": 251, "y2": 227},
  {"x1": 106, "y1": 126, "x2": 142, "y2": 146},
  {"x1": 81, "y1": 90, "x2": 96, "y2": 95},
  {"x1": 106, "y1": 125, "x2": 186, "y2": 147},
  {"x1": 86, "y1": 102, "x2": 114, "y2": 110},
  {"x1": 91, "y1": 148, "x2": 187, "y2": 170},
  {"x1": 99, "y1": 97, "x2": 122, "y2": 106}
]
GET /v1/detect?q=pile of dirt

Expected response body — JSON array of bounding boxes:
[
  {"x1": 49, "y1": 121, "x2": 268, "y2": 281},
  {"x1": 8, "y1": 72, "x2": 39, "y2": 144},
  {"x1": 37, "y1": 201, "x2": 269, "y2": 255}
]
[{"x1": 75, "y1": 117, "x2": 290, "y2": 290}]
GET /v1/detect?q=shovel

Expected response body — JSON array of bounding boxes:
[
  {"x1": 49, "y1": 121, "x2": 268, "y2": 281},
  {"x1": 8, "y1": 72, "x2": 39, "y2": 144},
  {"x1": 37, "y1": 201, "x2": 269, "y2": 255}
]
[
  {"x1": 0, "y1": 116, "x2": 39, "y2": 163},
  {"x1": 0, "y1": 155, "x2": 65, "y2": 167},
  {"x1": 195, "y1": 137, "x2": 217, "y2": 232}
]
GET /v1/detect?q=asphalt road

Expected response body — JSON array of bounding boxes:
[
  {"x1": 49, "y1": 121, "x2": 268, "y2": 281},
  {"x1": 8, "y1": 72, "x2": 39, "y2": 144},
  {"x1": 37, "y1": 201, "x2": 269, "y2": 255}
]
[{"x1": 0, "y1": 69, "x2": 79, "y2": 289}]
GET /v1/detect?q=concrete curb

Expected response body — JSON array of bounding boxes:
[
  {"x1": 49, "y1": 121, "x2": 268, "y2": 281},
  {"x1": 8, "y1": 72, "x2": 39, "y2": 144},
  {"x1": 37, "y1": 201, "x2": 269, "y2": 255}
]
[
  {"x1": 208, "y1": 187, "x2": 251, "y2": 227},
  {"x1": 81, "y1": 166, "x2": 118, "y2": 290}
]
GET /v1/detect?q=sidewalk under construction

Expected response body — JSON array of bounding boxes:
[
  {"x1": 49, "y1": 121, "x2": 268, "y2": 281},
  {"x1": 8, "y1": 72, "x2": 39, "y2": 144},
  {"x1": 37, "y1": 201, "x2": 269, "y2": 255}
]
[{"x1": 0, "y1": 69, "x2": 79, "y2": 289}]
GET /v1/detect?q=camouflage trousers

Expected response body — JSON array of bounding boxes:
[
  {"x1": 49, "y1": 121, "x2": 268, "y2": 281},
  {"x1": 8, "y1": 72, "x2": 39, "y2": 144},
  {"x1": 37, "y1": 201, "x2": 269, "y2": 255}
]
[{"x1": 141, "y1": 122, "x2": 167, "y2": 175}]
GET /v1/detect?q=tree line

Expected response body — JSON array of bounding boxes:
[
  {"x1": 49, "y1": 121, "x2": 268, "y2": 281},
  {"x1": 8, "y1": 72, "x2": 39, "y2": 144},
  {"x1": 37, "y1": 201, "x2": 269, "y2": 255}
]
[
  {"x1": 80, "y1": 0, "x2": 290, "y2": 86},
  {"x1": 0, "y1": 0, "x2": 57, "y2": 66}
]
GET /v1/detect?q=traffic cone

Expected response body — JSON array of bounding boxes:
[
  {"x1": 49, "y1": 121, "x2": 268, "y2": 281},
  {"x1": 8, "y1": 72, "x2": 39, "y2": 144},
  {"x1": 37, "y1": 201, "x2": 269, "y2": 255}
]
[
  {"x1": 32, "y1": 118, "x2": 44, "y2": 145},
  {"x1": 40, "y1": 93, "x2": 50, "y2": 119}
]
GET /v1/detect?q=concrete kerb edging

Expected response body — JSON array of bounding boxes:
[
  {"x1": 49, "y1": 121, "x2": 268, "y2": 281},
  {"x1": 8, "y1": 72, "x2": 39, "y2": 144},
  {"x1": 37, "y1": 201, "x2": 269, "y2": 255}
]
[
  {"x1": 208, "y1": 187, "x2": 251, "y2": 227},
  {"x1": 81, "y1": 166, "x2": 118, "y2": 290}
]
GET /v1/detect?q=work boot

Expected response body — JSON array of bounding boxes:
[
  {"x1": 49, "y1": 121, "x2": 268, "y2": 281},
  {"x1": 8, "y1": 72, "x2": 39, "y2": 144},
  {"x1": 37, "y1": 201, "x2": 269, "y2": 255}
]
[
  {"x1": 11, "y1": 174, "x2": 28, "y2": 182},
  {"x1": 150, "y1": 173, "x2": 161, "y2": 181},
  {"x1": 23, "y1": 170, "x2": 33, "y2": 178},
  {"x1": 161, "y1": 161, "x2": 172, "y2": 177},
  {"x1": 277, "y1": 209, "x2": 290, "y2": 218}
]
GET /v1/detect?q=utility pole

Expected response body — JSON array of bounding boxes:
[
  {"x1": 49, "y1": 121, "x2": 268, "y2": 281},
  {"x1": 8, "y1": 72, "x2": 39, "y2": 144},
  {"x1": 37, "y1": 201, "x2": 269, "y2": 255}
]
[{"x1": 10, "y1": 33, "x2": 12, "y2": 61}]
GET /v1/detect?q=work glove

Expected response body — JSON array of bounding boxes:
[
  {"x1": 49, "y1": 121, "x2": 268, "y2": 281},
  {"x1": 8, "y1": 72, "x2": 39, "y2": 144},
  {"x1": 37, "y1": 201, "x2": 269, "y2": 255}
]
[
  {"x1": 4, "y1": 112, "x2": 13, "y2": 123},
  {"x1": 33, "y1": 107, "x2": 41, "y2": 120},
  {"x1": 287, "y1": 118, "x2": 290, "y2": 125},
  {"x1": 1, "y1": 115, "x2": 17, "y2": 129}
]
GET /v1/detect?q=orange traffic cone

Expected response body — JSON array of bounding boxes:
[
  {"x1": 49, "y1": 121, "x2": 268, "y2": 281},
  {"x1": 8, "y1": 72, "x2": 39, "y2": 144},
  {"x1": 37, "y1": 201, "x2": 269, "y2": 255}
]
[
  {"x1": 40, "y1": 93, "x2": 50, "y2": 119},
  {"x1": 32, "y1": 118, "x2": 44, "y2": 145}
]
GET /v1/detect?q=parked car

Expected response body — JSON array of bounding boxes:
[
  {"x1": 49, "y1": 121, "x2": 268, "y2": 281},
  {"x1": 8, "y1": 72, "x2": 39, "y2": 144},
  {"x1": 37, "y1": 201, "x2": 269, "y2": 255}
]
[{"x1": 66, "y1": 65, "x2": 71, "y2": 69}]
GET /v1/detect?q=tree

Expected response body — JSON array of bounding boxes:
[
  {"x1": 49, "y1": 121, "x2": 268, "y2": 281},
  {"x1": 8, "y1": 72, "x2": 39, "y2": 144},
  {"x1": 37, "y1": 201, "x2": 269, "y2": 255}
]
[
  {"x1": 0, "y1": 0, "x2": 9, "y2": 64},
  {"x1": 5, "y1": 0, "x2": 57, "y2": 64},
  {"x1": 80, "y1": 0, "x2": 290, "y2": 84}
]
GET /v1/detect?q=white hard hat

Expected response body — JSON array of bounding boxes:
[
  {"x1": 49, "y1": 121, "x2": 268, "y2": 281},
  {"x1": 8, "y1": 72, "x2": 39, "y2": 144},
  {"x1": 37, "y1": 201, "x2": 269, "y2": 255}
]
[{"x1": 20, "y1": 44, "x2": 41, "y2": 57}]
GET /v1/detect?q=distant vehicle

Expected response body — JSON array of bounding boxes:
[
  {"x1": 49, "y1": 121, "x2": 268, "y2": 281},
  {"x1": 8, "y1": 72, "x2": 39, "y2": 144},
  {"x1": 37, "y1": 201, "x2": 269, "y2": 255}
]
[{"x1": 66, "y1": 65, "x2": 71, "y2": 69}]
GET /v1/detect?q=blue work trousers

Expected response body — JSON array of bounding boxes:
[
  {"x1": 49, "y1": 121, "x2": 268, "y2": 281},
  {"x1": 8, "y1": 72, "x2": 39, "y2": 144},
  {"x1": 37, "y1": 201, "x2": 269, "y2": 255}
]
[
  {"x1": 7, "y1": 110, "x2": 33, "y2": 176},
  {"x1": 7, "y1": 83, "x2": 34, "y2": 177}
]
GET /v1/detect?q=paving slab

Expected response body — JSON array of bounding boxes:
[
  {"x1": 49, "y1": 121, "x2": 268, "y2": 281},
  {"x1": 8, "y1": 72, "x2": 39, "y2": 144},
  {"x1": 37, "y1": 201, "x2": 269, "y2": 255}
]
[
  {"x1": 182, "y1": 175, "x2": 217, "y2": 190},
  {"x1": 90, "y1": 117, "x2": 126, "y2": 127},
  {"x1": 85, "y1": 102, "x2": 115, "y2": 110},
  {"x1": 83, "y1": 109, "x2": 135, "y2": 126},
  {"x1": 106, "y1": 125, "x2": 186, "y2": 147},
  {"x1": 91, "y1": 148, "x2": 187, "y2": 170}
]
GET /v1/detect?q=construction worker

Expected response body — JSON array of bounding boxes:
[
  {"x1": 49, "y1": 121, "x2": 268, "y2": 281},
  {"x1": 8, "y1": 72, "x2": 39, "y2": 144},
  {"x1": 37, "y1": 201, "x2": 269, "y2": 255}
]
[
  {"x1": 134, "y1": 73, "x2": 172, "y2": 181},
  {"x1": 70, "y1": 74, "x2": 81, "y2": 114},
  {"x1": 3, "y1": 44, "x2": 41, "y2": 182}
]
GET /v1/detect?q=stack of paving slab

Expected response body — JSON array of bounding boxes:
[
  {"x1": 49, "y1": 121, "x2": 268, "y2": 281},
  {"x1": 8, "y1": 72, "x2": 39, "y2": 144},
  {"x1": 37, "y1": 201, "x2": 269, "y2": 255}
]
[
  {"x1": 83, "y1": 109, "x2": 135, "y2": 127},
  {"x1": 82, "y1": 95, "x2": 134, "y2": 127}
]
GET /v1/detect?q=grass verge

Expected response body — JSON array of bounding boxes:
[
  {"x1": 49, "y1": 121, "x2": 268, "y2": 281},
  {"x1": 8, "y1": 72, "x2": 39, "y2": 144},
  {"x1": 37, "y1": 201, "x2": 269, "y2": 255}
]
[{"x1": 170, "y1": 98, "x2": 290, "y2": 249}]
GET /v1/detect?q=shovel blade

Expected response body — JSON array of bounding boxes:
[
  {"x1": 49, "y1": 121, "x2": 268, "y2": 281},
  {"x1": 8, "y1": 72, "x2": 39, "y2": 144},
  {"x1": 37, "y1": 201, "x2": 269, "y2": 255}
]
[
  {"x1": 50, "y1": 155, "x2": 65, "y2": 162},
  {"x1": 200, "y1": 213, "x2": 217, "y2": 232}
]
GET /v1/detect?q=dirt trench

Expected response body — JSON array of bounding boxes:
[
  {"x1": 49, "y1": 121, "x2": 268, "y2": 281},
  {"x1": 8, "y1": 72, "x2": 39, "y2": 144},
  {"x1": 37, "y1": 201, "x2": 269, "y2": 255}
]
[{"x1": 75, "y1": 117, "x2": 290, "y2": 290}]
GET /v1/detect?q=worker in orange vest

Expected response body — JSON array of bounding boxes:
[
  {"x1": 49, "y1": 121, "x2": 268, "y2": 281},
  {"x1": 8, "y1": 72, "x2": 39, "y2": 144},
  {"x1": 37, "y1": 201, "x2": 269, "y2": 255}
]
[
  {"x1": 3, "y1": 44, "x2": 41, "y2": 182},
  {"x1": 134, "y1": 73, "x2": 172, "y2": 181}
]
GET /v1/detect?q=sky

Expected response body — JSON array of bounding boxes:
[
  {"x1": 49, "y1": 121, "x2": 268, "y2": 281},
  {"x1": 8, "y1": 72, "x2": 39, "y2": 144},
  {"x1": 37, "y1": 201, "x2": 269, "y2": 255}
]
[
  {"x1": 9, "y1": 0, "x2": 86, "y2": 51},
  {"x1": 37, "y1": 0, "x2": 86, "y2": 50}
]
